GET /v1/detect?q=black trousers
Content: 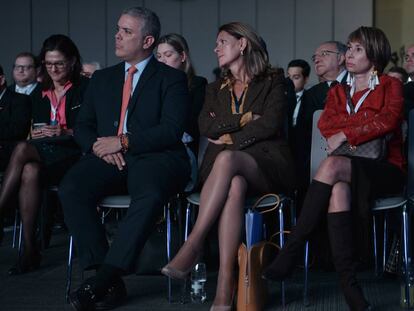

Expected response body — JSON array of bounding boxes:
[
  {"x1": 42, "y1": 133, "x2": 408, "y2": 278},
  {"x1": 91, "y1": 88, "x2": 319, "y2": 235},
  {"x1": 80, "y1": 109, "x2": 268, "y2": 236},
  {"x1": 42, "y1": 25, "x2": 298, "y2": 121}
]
[{"x1": 59, "y1": 152, "x2": 190, "y2": 272}]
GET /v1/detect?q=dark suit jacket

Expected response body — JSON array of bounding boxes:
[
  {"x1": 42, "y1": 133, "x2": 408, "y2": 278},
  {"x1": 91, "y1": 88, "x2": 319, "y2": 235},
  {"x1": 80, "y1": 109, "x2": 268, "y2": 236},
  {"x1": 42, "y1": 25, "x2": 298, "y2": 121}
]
[
  {"x1": 198, "y1": 72, "x2": 295, "y2": 193},
  {"x1": 8, "y1": 83, "x2": 42, "y2": 104},
  {"x1": 75, "y1": 57, "x2": 189, "y2": 160},
  {"x1": 404, "y1": 81, "x2": 414, "y2": 119},
  {"x1": 31, "y1": 77, "x2": 89, "y2": 127},
  {"x1": 186, "y1": 75, "x2": 207, "y2": 155},
  {"x1": 0, "y1": 89, "x2": 32, "y2": 170}
]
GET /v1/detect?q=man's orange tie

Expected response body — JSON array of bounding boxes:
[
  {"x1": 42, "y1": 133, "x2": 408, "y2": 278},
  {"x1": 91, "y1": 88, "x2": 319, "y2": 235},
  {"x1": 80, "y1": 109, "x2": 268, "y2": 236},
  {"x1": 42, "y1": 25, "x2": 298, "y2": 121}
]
[{"x1": 117, "y1": 66, "x2": 138, "y2": 135}]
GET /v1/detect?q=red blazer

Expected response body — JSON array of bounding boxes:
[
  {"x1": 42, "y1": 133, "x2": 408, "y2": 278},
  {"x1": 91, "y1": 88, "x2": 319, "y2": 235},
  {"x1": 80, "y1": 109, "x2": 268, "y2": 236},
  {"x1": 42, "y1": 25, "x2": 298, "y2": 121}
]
[{"x1": 318, "y1": 75, "x2": 405, "y2": 170}]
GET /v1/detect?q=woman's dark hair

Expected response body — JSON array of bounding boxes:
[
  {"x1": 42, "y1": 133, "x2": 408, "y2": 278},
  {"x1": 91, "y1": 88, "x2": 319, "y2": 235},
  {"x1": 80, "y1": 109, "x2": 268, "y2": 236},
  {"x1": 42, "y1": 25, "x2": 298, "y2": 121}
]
[
  {"x1": 39, "y1": 34, "x2": 82, "y2": 90},
  {"x1": 218, "y1": 22, "x2": 275, "y2": 81},
  {"x1": 157, "y1": 33, "x2": 195, "y2": 87},
  {"x1": 348, "y1": 26, "x2": 391, "y2": 74}
]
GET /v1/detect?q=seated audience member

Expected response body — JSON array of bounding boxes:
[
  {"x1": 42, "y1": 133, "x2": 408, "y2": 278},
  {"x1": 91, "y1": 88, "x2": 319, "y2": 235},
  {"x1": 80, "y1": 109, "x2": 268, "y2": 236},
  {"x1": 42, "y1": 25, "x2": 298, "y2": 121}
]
[
  {"x1": 0, "y1": 65, "x2": 32, "y2": 243},
  {"x1": 81, "y1": 61, "x2": 101, "y2": 78},
  {"x1": 0, "y1": 34, "x2": 88, "y2": 274},
  {"x1": 286, "y1": 59, "x2": 310, "y2": 207},
  {"x1": 387, "y1": 66, "x2": 408, "y2": 84},
  {"x1": 264, "y1": 26, "x2": 405, "y2": 311},
  {"x1": 58, "y1": 7, "x2": 190, "y2": 310},
  {"x1": 404, "y1": 44, "x2": 414, "y2": 83},
  {"x1": 403, "y1": 44, "x2": 414, "y2": 116},
  {"x1": 296, "y1": 40, "x2": 347, "y2": 206},
  {"x1": 8, "y1": 52, "x2": 42, "y2": 101},
  {"x1": 156, "y1": 33, "x2": 207, "y2": 158},
  {"x1": 161, "y1": 22, "x2": 295, "y2": 310}
]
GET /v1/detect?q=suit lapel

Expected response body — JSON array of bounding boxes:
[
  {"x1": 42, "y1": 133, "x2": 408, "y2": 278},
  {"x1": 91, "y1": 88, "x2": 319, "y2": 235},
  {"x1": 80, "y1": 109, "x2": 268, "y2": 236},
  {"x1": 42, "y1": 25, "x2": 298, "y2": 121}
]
[
  {"x1": 111, "y1": 63, "x2": 125, "y2": 123},
  {"x1": 127, "y1": 57, "x2": 157, "y2": 117}
]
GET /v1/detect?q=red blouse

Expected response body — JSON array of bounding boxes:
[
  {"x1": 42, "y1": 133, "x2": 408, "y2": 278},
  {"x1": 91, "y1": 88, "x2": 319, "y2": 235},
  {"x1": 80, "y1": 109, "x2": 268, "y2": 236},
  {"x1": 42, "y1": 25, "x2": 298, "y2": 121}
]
[{"x1": 318, "y1": 75, "x2": 405, "y2": 170}]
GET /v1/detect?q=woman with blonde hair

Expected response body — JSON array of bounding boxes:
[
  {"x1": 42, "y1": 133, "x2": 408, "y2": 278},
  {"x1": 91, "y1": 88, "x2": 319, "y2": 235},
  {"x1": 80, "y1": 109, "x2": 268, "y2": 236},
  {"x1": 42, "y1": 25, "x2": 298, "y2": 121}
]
[
  {"x1": 156, "y1": 33, "x2": 207, "y2": 158},
  {"x1": 161, "y1": 22, "x2": 295, "y2": 310}
]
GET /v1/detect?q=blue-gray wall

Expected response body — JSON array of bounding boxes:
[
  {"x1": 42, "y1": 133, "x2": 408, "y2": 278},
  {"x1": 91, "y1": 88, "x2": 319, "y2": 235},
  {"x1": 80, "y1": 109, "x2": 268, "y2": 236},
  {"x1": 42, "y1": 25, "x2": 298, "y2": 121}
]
[{"x1": 0, "y1": 0, "x2": 373, "y2": 84}]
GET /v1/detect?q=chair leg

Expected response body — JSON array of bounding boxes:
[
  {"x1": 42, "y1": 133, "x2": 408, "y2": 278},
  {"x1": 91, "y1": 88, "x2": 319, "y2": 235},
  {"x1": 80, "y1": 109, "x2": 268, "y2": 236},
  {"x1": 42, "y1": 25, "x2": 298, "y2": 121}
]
[
  {"x1": 12, "y1": 209, "x2": 19, "y2": 249},
  {"x1": 402, "y1": 204, "x2": 411, "y2": 308},
  {"x1": 185, "y1": 202, "x2": 192, "y2": 241},
  {"x1": 66, "y1": 235, "x2": 73, "y2": 303},
  {"x1": 373, "y1": 214, "x2": 379, "y2": 276},
  {"x1": 383, "y1": 212, "x2": 387, "y2": 273},
  {"x1": 165, "y1": 202, "x2": 172, "y2": 303},
  {"x1": 303, "y1": 241, "x2": 310, "y2": 306},
  {"x1": 278, "y1": 201, "x2": 286, "y2": 307},
  {"x1": 18, "y1": 220, "x2": 23, "y2": 257}
]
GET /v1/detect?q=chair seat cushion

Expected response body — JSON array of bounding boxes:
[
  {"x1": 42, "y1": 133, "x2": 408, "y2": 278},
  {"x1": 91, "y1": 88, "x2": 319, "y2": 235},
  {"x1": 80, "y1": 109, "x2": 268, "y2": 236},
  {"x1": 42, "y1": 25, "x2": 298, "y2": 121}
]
[
  {"x1": 373, "y1": 196, "x2": 406, "y2": 211},
  {"x1": 99, "y1": 195, "x2": 131, "y2": 208},
  {"x1": 186, "y1": 192, "x2": 286, "y2": 209}
]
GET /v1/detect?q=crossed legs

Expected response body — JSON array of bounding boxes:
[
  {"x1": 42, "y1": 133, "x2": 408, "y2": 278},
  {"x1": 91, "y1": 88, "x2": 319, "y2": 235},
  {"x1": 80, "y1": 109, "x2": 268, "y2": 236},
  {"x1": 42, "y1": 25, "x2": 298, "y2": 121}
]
[{"x1": 163, "y1": 150, "x2": 269, "y2": 306}]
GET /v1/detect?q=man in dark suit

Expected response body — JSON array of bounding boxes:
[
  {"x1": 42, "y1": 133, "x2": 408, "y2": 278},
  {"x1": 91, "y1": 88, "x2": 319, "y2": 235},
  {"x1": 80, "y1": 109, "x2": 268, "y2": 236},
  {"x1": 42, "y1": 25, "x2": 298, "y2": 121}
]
[
  {"x1": 0, "y1": 65, "x2": 32, "y2": 171},
  {"x1": 59, "y1": 7, "x2": 190, "y2": 310},
  {"x1": 404, "y1": 44, "x2": 414, "y2": 116},
  {"x1": 0, "y1": 64, "x2": 32, "y2": 244},
  {"x1": 298, "y1": 41, "x2": 347, "y2": 187},
  {"x1": 294, "y1": 41, "x2": 347, "y2": 269},
  {"x1": 8, "y1": 52, "x2": 42, "y2": 102}
]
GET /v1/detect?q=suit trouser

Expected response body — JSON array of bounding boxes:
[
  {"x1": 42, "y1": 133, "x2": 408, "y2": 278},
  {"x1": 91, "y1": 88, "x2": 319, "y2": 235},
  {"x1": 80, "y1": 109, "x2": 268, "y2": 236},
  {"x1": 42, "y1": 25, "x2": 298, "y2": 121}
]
[{"x1": 59, "y1": 152, "x2": 190, "y2": 272}]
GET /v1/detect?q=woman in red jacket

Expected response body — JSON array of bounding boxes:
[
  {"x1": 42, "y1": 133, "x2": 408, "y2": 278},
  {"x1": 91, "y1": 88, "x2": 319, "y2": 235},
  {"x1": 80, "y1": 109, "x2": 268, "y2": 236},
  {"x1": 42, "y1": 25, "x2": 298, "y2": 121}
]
[{"x1": 263, "y1": 26, "x2": 405, "y2": 311}]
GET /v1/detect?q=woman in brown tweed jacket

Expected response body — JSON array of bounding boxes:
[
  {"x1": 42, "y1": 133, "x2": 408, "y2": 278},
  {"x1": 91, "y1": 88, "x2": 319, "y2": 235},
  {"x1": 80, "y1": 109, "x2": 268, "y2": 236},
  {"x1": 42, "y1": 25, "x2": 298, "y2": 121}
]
[{"x1": 162, "y1": 22, "x2": 295, "y2": 310}]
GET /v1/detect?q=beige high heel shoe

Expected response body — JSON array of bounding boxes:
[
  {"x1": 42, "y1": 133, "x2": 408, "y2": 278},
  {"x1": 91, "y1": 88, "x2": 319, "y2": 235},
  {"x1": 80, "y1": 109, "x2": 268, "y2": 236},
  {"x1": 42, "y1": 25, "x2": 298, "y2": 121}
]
[{"x1": 161, "y1": 242, "x2": 200, "y2": 280}]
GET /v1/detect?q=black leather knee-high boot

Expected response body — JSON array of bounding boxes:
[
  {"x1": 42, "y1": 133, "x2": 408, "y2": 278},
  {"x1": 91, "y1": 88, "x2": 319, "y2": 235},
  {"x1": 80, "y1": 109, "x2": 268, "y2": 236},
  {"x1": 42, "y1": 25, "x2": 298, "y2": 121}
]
[
  {"x1": 327, "y1": 212, "x2": 370, "y2": 311},
  {"x1": 262, "y1": 180, "x2": 333, "y2": 281}
]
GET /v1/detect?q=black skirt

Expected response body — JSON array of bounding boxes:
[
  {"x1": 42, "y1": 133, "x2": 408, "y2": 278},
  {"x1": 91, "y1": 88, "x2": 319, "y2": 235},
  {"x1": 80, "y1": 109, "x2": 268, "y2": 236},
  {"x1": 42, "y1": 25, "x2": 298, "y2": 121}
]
[{"x1": 29, "y1": 136, "x2": 81, "y2": 185}]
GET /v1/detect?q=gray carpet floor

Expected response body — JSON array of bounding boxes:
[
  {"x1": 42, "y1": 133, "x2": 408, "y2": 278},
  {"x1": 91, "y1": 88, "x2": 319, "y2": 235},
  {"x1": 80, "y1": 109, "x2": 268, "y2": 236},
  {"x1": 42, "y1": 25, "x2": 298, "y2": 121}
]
[{"x1": 0, "y1": 227, "x2": 405, "y2": 311}]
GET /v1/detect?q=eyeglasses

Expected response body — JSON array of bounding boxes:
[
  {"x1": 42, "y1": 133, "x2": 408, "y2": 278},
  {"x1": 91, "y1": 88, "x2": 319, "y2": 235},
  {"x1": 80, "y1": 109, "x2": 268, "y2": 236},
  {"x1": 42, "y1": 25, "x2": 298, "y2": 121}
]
[
  {"x1": 311, "y1": 50, "x2": 340, "y2": 62},
  {"x1": 43, "y1": 61, "x2": 67, "y2": 69},
  {"x1": 13, "y1": 65, "x2": 35, "y2": 71},
  {"x1": 405, "y1": 53, "x2": 414, "y2": 62}
]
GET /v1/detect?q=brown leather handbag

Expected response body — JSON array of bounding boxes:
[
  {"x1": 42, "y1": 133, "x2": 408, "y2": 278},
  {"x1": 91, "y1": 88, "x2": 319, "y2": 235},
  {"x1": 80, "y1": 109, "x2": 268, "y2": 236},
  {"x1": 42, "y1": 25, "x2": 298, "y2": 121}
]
[{"x1": 237, "y1": 241, "x2": 279, "y2": 311}]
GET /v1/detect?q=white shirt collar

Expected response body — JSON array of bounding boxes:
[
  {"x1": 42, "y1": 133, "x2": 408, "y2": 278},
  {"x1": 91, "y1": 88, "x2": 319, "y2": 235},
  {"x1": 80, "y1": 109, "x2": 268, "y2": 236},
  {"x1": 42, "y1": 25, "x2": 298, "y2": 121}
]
[
  {"x1": 124, "y1": 55, "x2": 152, "y2": 75},
  {"x1": 15, "y1": 82, "x2": 37, "y2": 95},
  {"x1": 336, "y1": 70, "x2": 347, "y2": 83},
  {"x1": 296, "y1": 90, "x2": 304, "y2": 98}
]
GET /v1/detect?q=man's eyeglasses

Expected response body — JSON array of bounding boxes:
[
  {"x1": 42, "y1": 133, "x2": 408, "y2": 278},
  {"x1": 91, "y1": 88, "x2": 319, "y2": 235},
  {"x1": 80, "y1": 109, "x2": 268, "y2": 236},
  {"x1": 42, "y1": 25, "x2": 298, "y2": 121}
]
[
  {"x1": 405, "y1": 53, "x2": 414, "y2": 62},
  {"x1": 311, "y1": 50, "x2": 340, "y2": 62},
  {"x1": 13, "y1": 65, "x2": 35, "y2": 71},
  {"x1": 43, "y1": 61, "x2": 67, "y2": 69}
]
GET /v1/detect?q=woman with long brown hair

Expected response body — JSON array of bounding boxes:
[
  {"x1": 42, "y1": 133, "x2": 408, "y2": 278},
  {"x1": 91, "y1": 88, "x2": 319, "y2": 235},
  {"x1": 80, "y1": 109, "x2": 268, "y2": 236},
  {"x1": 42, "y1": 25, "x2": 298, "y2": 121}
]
[
  {"x1": 161, "y1": 22, "x2": 295, "y2": 310},
  {"x1": 0, "y1": 34, "x2": 88, "y2": 274}
]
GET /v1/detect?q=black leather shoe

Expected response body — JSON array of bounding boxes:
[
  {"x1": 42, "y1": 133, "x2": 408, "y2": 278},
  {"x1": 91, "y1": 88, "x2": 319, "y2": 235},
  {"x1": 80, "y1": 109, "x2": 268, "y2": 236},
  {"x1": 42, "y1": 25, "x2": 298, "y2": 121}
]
[
  {"x1": 69, "y1": 277, "x2": 99, "y2": 311},
  {"x1": 94, "y1": 278, "x2": 127, "y2": 310}
]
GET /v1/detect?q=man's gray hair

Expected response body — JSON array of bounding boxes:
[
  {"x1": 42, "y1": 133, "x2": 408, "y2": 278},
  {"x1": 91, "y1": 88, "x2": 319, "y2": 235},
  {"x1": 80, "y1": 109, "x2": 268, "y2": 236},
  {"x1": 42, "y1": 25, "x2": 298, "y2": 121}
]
[
  {"x1": 122, "y1": 7, "x2": 161, "y2": 46},
  {"x1": 323, "y1": 40, "x2": 347, "y2": 55}
]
